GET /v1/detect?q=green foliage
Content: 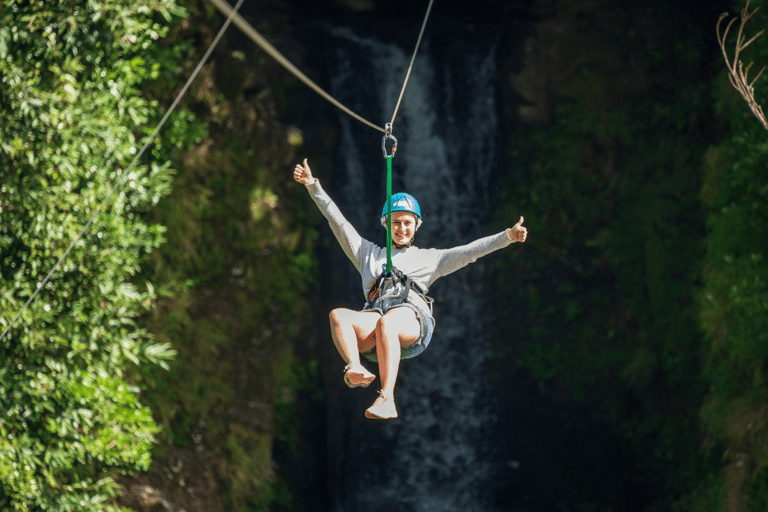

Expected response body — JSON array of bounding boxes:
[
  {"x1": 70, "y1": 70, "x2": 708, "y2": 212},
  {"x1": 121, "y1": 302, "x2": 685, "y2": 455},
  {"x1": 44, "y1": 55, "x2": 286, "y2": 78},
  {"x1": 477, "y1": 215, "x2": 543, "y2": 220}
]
[
  {"x1": 490, "y1": 12, "x2": 717, "y2": 510},
  {"x1": 492, "y1": 0, "x2": 768, "y2": 509},
  {"x1": 272, "y1": 350, "x2": 320, "y2": 460},
  {"x1": 0, "y1": 0, "x2": 190, "y2": 509},
  {"x1": 699, "y1": 0, "x2": 768, "y2": 506},
  {"x1": 746, "y1": 465, "x2": 768, "y2": 512},
  {"x1": 127, "y1": 11, "x2": 319, "y2": 507},
  {"x1": 136, "y1": 131, "x2": 317, "y2": 508},
  {"x1": 246, "y1": 476, "x2": 292, "y2": 512}
]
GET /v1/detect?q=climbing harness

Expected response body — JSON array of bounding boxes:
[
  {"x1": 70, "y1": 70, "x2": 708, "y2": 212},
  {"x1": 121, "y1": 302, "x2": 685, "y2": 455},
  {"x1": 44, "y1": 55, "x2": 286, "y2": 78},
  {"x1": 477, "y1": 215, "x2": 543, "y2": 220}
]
[
  {"x1": 366, "y1": 265, "x2": 434, "y2": 315},
  {"x1": 0, "y1": 0, "x2": 246, "y2": 343}
]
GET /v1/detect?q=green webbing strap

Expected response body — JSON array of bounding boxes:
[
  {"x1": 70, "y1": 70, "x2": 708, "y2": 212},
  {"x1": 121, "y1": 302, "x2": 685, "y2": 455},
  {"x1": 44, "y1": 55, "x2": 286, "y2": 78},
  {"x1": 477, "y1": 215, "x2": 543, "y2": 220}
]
[
  {"x1": 386, "y1": 155, "x2": 393, "y2": 274},
  {"x1": 382, "y1": 123, "x2": 397, "y2": 275}
]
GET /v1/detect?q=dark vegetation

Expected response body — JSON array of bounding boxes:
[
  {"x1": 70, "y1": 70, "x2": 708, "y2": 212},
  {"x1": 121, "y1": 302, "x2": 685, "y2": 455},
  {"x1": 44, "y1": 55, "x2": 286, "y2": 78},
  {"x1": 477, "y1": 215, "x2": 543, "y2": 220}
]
[
  {"x1": 2, "y1": 0, "x2": 768, "y2": 510},
  {"x1": 488, "y1": 0, "x2": 768, "y2": 510}
]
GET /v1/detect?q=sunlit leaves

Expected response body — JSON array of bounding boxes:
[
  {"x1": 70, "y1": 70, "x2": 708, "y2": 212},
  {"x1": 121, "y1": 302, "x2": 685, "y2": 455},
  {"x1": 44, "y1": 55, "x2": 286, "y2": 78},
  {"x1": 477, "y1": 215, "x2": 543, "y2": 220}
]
[{"x1": 0, "y1": 0, "x2": 187, "y2": 510}]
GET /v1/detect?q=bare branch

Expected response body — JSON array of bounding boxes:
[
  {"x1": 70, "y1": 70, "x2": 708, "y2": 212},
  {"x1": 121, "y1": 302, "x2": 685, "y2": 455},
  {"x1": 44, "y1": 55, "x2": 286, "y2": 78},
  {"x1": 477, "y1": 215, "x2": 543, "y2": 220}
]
[{"x1": 717, "y1": 0, "x2": 768, "y2": 131}]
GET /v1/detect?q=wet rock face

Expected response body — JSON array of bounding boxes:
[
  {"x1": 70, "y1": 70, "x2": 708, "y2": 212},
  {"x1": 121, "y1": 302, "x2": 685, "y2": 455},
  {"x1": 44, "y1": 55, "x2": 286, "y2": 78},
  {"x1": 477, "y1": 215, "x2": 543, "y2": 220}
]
[{"x1": 120, "y1": 446, "x2": 225, "y2": 512}]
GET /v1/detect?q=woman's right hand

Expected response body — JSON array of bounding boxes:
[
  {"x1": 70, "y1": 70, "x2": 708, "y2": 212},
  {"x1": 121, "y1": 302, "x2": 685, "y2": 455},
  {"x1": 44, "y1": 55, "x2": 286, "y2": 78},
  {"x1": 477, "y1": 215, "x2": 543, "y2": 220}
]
[{"x1": 293, "y1": 158, "x2": 315, "y2": 185}]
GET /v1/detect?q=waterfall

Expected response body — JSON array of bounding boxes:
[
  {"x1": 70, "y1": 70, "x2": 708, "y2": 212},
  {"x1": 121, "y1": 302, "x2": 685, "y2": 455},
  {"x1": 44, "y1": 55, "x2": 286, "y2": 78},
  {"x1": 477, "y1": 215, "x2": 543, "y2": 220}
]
[{"x1": 318, "y1": 23, "x2": 504, "y2": 512}]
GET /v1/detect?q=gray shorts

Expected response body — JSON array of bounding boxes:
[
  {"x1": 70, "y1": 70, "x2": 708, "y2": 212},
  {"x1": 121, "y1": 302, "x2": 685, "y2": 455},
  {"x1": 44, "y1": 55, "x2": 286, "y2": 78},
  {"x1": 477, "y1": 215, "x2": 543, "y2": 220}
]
[{"x1": 359, "y1": 297, "x2": 435, "y2": 363}]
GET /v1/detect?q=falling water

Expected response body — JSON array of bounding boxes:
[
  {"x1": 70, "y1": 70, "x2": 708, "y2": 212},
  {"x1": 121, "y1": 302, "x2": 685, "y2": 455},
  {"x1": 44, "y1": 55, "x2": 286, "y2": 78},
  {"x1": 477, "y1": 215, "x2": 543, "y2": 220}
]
[{"x1": 318, "y1": 23, "x2": 504, "y2": 512}]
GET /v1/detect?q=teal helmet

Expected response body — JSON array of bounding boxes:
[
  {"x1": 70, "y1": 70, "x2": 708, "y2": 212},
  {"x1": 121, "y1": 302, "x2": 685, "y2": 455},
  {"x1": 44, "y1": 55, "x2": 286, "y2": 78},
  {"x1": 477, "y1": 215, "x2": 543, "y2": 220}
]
[{"x1": 380, "y1": 192, "x2": 422, "y2": 230}]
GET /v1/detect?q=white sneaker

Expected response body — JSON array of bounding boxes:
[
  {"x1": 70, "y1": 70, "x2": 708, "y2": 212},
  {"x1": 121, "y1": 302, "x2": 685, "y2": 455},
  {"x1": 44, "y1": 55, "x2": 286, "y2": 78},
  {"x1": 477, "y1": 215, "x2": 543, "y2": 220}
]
[
  {"x1": 365, "y1": 391, "x2": 397, "y2": 419},
  {"x1": 344, "y1": 363, "x2": 375, "y2": 388}
]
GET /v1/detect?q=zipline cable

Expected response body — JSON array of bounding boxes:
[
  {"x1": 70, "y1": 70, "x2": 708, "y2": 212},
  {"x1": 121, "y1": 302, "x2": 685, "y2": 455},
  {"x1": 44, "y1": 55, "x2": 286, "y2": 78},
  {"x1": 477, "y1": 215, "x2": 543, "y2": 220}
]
[
  {"x1": 389, "y1": 0, "x2": 435, "y2": 127},
  {"x1": 205, "y1": 0, "x2": 437, "y2": 274},
  {"x1": 207, "y1": 0, "x2": 436, "y2": 134},
  {"x1": 207, "y1": 0, "x2": 385, "y2": 133},
  {"x1": 0, "y1": 0, "x2": 246, "y2": 344}
]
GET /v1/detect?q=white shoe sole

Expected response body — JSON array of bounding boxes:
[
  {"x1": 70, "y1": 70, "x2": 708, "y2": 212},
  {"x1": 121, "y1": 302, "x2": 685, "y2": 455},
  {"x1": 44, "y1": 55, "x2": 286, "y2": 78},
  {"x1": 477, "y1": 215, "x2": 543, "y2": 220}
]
[{"x1": 365, "y1": 407, "x2": 397, "y2": 419}]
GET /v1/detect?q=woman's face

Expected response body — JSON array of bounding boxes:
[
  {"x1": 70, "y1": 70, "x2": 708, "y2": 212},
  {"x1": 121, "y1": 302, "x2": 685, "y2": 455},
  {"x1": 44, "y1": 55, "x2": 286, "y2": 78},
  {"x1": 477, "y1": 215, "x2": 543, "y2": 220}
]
[{"x1": 390, "y1": 211, "x2": 417, "y2": 246}]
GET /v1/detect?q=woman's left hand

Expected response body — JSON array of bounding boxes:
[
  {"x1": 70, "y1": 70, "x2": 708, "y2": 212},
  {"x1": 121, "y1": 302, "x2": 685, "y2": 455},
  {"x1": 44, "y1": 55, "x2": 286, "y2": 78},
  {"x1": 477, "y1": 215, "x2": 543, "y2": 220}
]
[{"x1": 507, "y1": 216, "x2": 527, "y2": 242}]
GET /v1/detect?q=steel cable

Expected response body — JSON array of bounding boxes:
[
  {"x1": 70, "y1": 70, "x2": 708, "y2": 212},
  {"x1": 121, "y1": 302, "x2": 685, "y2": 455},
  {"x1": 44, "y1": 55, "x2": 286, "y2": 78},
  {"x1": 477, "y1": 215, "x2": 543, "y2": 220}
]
[
  {"x1": 207, "y1": 0, "x2": 436, "y2": 134},
  {"x1": 208, "y1": 0, "x2": 386, "y2": 133},
  {"x1": 390, "y1": 0, "x2": 435, "y2": 127}
]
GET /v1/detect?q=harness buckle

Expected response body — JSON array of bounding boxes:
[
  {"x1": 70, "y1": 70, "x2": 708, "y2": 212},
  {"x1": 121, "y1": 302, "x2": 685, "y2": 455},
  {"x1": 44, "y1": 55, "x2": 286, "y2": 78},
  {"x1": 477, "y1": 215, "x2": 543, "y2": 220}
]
[{"x1": 365, "y1": 265, "x2": 433, "y2": 315}]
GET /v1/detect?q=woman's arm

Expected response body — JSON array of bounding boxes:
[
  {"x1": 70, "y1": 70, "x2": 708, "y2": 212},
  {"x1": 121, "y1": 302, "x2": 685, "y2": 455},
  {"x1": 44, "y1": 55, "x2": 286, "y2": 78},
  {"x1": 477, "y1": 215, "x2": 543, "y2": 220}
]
[
  {"x1": 294, "y1": 159, "x2": 366, "y2": 271},
  {"x1": 433, "y1": 217, "x2": 527, "y2": 280}
]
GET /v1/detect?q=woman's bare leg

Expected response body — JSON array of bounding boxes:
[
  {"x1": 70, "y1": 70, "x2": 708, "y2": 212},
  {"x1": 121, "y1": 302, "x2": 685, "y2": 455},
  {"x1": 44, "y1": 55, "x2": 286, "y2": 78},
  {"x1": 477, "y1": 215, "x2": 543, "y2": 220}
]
[
  {"x1": 374, "y1": 307, "x2": 420, "y2": 397},
  {"x1": 329, "y1": 308, "x2": 380, "y2": 386},
  {"x1": 328, "y1": 308, "x2": 378, "y2": 364}
]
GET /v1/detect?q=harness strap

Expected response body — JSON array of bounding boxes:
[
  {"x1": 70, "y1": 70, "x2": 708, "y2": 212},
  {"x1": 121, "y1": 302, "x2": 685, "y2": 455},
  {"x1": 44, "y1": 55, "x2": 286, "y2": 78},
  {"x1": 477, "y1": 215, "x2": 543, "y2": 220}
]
[
  {"x1": 385, "y1": 154, "x2": 393, "y2": 273},
  {"x1": 365, "y1": 265, "x2": 433, "y2": 315}
]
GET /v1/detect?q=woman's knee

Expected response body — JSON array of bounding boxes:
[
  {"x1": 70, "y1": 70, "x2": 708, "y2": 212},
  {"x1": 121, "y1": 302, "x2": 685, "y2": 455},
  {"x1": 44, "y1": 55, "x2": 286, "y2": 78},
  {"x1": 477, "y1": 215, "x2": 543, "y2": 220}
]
[
  {"x1": 329, "y1": 308, "x2": 348, "y2": 328},
  {"x1": 375, "y1": 314, "x2": 399, "y2": 340}
]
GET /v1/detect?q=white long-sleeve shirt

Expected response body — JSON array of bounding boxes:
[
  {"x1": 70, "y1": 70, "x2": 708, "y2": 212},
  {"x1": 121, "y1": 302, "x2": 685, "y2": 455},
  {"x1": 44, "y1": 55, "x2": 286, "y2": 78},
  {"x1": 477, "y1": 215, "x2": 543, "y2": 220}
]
[{"x1": 307, "y1": 180, "x2": 514, "y2": 319}]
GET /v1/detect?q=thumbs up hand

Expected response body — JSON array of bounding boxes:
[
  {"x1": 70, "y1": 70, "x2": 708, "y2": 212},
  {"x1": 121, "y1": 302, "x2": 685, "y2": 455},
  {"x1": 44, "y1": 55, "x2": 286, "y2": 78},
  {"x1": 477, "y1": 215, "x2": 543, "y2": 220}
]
[
  {"x1": 507, "y1": 216, "x2": 527, "y2": 243},
  {"x1": 293, "y1": 158, "x2": 315, "y2": 185}
]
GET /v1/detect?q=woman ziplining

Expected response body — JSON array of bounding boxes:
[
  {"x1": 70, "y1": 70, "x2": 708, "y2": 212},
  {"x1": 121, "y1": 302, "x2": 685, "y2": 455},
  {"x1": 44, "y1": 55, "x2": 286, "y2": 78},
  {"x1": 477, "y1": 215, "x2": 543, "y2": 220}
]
[
  {"x1": 293, "y1": 158, "x2": 528, "y2": 420},
  {"x1": 0, "y1": 0, "x2": 432, "y2": 341}
]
